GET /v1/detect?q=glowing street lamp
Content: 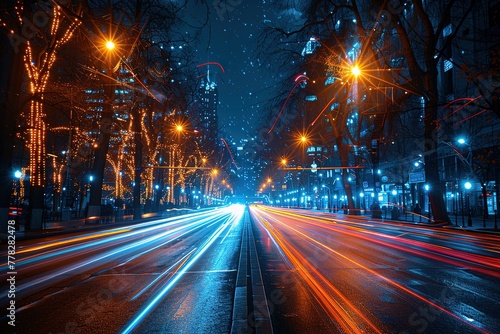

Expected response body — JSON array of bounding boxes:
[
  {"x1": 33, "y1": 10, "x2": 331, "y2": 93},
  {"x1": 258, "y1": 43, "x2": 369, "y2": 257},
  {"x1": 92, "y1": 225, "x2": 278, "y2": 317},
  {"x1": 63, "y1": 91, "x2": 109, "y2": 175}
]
[
  {"x1": 106, "y1": 40, "x2": 115, "y2": 50},
  {"x1": 88, "y1": 36, "x2": 121, "y2": 218},
  {"x1": 457, "y1": 137, "x2": 473, "y2": 173},
  {"x1": 281, "y1": 158, "x2": 288, "y2": 168},
  {"x1": 464, "y1": 181, "x2": 473, "y2": 226},
  {"x1": 351, "y1": 65, "x2": 361, "y2": 77},
  {"x1": 322, "y1": 184, "x2": 331, "y2": 212}
]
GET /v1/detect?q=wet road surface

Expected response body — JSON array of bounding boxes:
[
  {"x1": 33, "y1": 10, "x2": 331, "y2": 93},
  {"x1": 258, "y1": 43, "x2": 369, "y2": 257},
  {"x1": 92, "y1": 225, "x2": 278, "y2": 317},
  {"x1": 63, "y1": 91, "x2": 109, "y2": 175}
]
[{"x1": 249, "y1": 205, "x2": 500, "y2": 334}]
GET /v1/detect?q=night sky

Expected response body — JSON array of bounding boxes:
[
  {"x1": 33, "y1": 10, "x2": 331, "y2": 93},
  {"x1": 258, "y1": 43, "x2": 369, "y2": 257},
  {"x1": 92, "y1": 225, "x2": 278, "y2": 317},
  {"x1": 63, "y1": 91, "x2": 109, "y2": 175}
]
[{"x1": 197, "y1": 1, "x2": 280, "y2": 142}]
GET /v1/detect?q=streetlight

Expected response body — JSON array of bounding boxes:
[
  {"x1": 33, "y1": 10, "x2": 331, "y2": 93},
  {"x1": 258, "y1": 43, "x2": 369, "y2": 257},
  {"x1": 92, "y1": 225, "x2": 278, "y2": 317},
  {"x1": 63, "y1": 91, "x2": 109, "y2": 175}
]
[
  {"x1": 322, "y1": 184, "x2": 331, "y2": 212},
  {"x1": 14, "y1": 170, "x2": 23, "y2": 226},
  {"x1": 464, "y1": 181, "x2": 472, "y2": 226},
  {"x1": 351, "y1": 65, "x2": 361, "y2": 77},
  {"x1": 360, "y1": 192, "x2": 365, "y2": 213},
  {"x1": 88, "y1": 37, "x2": 119, "y2": 218},
  {"x1": 424, "y1": 184, "x2": 430, "y2": 222},
  {"x1": 457, "y1": 138, "x2": 473, "y2": 173},
  {"x1": 154, "y1": 184, "x2": 160, "y2": 212},
  {"x1": 106, "y1": 40, "x2": 115, "y2": 50}
]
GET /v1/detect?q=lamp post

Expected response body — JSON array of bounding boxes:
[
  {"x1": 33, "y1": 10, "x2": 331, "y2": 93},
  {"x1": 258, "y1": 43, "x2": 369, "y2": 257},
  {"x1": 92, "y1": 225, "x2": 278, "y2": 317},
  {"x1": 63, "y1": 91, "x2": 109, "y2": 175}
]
[
  {"x1": 457, "y1": 138, "x2": 472, "y2": 163},
  {"x1": 88, "y1": 38, "x2": 119, "y2": 218},
  {"x1": 442, "y1": 138, "x2": 475, "y2": 222},
  {"x1": 14, "y1": 170, "x2": 22, "y2": 227},
  {"x1": 424, "y1": 184, "x2": 430, "y2": 222},
  {"x1": 464, "y1": 181, "x2": 473, "y2": 226},
  {"x1": 154, "y1": 184, "x2": 160, "y2": 212},
  {"x1": 457, "y1": 138, "x2": 483, "y2": 226},
  {"x1": 360, "y1": 192, "x2": 365, "y2": 214},
  {"x1": 322, "y1": 184, "x2": 331, "y2": 212}
]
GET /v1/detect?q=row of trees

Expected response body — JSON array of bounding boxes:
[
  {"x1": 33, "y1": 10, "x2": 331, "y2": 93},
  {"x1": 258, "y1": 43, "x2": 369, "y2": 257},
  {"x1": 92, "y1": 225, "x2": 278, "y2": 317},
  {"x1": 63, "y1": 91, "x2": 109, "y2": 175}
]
[
  {"x1": 0, "y1": 0, "x2": 224, "y2": 230},
  {"x1": 256, "y1": 0, "x2": 499, "y2": 222}
]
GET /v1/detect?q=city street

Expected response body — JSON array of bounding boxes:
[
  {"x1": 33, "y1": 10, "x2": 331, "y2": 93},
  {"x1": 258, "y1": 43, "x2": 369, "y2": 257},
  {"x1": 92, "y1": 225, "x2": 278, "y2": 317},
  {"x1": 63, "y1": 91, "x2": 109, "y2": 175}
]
[
  {"x1": 1, "y1": 1, "x2": 499, "y2": 333},
  {"x1": 1, "y1": 206, "x2": 245, "y2": 334},
  {"x1": 2, "y1": 205, "x2": 500, "y2": 333},
  {"x1": 250, "y1": 205, "x2": 500, "y2": 334}
]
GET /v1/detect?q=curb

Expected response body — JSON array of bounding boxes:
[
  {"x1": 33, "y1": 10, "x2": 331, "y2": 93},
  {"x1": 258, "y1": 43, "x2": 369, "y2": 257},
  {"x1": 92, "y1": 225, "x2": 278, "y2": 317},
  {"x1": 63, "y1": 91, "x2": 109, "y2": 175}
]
[{"x1": 329, "y1": 212, "x2": 500, "y2": 235}]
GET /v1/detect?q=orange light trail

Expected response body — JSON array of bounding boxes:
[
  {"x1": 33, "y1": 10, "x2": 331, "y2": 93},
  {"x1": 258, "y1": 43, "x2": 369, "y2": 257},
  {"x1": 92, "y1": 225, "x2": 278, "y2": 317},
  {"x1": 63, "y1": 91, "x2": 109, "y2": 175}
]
[
  {"x1": 258, "y1": 206, "x2": 500, "y2": 273},
  {"x1": 250, "y1": 206, "x2": 496, "y2": 333},
  {"x1": 252, "y1": 210, "x2": 382, "y2": 333}
]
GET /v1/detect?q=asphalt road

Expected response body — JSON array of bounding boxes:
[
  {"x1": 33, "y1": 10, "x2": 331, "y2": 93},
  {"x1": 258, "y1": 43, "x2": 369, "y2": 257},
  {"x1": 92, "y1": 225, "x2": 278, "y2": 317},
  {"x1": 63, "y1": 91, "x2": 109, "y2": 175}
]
[
  {"x1": 249, "y1": 205, "x2": 500, "y2": 334},
  {"x1": 1, "y1": 205, "x2": 246, "y2": 334},
  {"x1": 2, "y1": 204, "x2": 499, "y2": 333}
]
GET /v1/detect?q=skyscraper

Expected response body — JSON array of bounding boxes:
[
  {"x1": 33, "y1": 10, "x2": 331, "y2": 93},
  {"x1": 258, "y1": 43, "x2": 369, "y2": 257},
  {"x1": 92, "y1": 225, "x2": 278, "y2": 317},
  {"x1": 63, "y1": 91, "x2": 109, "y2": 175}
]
[{"x1": 198, "y1": 66, "x2": 219, "y2": 160}]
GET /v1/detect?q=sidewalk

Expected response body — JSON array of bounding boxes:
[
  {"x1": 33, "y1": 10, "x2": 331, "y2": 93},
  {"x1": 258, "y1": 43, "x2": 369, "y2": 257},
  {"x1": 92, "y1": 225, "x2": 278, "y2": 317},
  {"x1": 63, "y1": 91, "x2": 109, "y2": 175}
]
[{"x1": 326, "y1": 208, "x2": 500, "y2": 234}]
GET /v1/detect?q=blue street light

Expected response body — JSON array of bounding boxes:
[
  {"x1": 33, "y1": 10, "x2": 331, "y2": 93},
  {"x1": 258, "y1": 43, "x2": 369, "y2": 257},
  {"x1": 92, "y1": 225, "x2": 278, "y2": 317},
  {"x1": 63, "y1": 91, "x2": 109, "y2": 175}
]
[
  {"x1": 424, "y1": 184, "x2": 430, "y2": 220},
  {"x1": 464, "y1": 181, "x2": 472, "y2": 226},
  {"x1": 322, "y1": 184, "x2": 331, "y2": 212},
  {"x1": 457, "y1": 138, "x2": 473, "y2": 172},
  {"x1": 13, "y1": 170, "x2": 23, "y2": 224}
]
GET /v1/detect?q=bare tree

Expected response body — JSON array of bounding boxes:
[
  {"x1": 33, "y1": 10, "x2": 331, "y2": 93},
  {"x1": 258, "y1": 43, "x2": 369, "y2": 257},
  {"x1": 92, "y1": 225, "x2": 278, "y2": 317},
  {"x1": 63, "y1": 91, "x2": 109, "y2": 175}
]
[
  {"x1": 82, "y1": 0, "x2": 209, "y2": 218},
  {"x1": 0, "y1": 0, "x2": 84, "y2": 229}
]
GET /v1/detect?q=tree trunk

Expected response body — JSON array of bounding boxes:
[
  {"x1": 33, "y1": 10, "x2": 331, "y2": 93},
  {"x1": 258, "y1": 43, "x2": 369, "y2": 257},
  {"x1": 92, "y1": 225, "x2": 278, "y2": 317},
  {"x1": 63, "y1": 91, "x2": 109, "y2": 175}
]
[
  {"x1": 336, "y1": 137, "x2": 354, "y2": 213},
  {"x1": 0, "y1": 39, "x2": 24, "y2": 231},
  {"x1": 424, "y1": 73, "x2": 451, "y2": 224},
  {"x1": 28, "y1": 99, "x2": 47, "y2": 230},
  {"x1": 133, "y1": 105, "x2": 143, "y2": 220},
  {"x1": 28, "y1": 185, "x2": 45, "y2": 229},
  {"x1": 88, "y1": 76, "x2": 114, "y2": 217}
]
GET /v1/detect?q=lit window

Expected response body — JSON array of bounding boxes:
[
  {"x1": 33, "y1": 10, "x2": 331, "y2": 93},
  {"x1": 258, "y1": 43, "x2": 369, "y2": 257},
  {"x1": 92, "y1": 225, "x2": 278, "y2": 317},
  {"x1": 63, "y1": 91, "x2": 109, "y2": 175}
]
[
  {"x1": 443, "y1": 23, "x2": 452, "y2": 37},
  {"x1": 444, "y1": 59, "x2": 453, "y2": 72}
]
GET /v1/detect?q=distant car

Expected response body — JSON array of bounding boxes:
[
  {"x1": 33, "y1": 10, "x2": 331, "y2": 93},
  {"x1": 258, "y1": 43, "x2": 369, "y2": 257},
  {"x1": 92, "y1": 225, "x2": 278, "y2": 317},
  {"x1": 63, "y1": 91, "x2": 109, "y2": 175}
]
[{"x1": 8, "y1": 206, "x2": 23, "y2": 217}]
